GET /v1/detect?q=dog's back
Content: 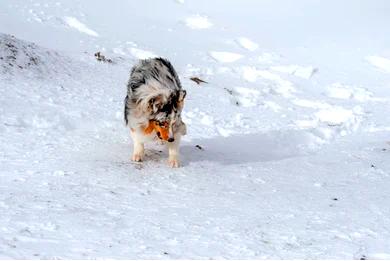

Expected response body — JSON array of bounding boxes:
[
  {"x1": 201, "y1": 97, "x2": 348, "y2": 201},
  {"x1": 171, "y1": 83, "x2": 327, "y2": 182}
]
[{"x1": 128, "y1": 57, "x2": 182, "y2": 93}]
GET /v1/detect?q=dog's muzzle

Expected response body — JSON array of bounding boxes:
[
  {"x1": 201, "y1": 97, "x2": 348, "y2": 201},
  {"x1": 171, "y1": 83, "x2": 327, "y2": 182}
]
[{"x1": 157, "y1": 131, "x2": 175, "y2": 142}]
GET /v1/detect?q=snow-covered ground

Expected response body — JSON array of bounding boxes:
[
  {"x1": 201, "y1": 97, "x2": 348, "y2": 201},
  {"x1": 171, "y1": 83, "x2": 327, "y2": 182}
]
[{"x1": 1, "y1": 0, "x2": 390, "y2": 259}]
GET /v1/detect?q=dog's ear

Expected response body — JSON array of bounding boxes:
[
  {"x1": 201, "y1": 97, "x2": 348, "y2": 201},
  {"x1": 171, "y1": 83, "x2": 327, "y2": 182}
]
[
  {"x1": 177, "y1": 90, "x2": 186, "y2": 110},
  {"x1": 179, "y1": 90, "x2": 186, "y2": 101}
]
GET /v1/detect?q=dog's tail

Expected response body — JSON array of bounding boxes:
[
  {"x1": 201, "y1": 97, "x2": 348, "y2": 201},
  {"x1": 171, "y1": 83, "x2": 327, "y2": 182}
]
[{"x1": 124, "y1": 95, "x2": 129, "y2": 125}]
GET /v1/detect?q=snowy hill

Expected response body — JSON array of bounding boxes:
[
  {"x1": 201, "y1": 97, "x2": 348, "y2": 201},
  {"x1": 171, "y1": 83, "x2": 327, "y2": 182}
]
[{"x1": 1, "y1": 0, "x2": 390, "y2": 259}]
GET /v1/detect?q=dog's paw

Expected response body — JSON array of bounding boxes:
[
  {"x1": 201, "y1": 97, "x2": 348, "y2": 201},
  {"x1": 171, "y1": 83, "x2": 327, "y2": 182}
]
[
  {"x1": 168, "y1": 159, "x2": 180, "y2": 168},
  {"x1": 168, "y1": 158, "x2": 180, "y2": 168},
  {"x1": 132, "y1": 153, "x2": 144, "y2": 162}
]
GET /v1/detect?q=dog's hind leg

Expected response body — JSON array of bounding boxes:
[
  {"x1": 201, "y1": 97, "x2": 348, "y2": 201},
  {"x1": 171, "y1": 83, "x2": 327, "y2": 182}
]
[
  {"x1": 130, "y1": 130, "x2": 145, "y2": 162},
  {"x1": 167, "y1": 134, "x2": 181, "y2": 168}
]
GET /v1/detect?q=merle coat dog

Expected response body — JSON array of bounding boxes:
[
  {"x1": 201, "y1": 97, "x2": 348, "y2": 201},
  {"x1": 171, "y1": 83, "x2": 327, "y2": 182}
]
[{"x1": 124, "y1": 58, "x2": 186, "y2": 167}]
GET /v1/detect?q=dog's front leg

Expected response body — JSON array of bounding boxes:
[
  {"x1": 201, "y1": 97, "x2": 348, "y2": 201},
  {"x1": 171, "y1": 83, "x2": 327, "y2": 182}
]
[
  {"x1": 167, "y1": 135, "x2": 181, "y2": 168},
  {"x1": 132, "y1": 141, "x2": 144, "y2": 162},
  {"x1": 130, "y1": 131, "x2": 144, "y2": 162}
]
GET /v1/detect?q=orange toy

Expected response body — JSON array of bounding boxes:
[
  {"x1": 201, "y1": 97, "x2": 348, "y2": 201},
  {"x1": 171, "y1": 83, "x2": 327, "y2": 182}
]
[{"x1": 143, "y1": 120, "x2": 170, "y2": 141}]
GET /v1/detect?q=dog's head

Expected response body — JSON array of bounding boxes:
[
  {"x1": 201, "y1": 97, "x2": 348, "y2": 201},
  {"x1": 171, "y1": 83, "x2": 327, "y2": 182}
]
[
  {"x1": 152, "y1": 89, "x2": 186, "y2": 142},
  {"x1": 139, "y1": 89, "x2": 186, "y2": 142}
]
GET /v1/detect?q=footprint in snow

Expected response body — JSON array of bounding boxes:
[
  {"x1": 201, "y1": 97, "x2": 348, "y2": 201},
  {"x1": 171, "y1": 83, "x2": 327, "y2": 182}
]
[
  {"x1": 239, "y1": 66, "x2": 296, "y2": 97},
  {"x1": 236, "y1": 37, "x2": 258, "y2": 51},
  {"x1": 258, "y1": 52, "x2": 282, "y2": 64},
  {"x1": 224, "y1": 87, "x2": 261, "y2": 107},
  {"x1": 209, "y1": 51, "x2": 243, "y2": 63},
  {"x1": 325, "y1": 83, "x2": 379, "y2": 102},
  {"x1": 184, "y1": 14, "x2": 213, "y2": 30},
  {"x1": 270, "y1": 65, "x2": 318, "y2": 79},
  {"x1": 63, "y1": 16, "x2": 99, "y2": 37},
  {"x1": 365, "y1": 55, "x2": 390, "y2": 73}
]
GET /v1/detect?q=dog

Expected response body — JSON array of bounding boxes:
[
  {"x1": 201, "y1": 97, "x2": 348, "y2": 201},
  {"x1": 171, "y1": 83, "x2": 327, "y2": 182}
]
[{"x1": 124, "y1": 57, "x2": 187, "y2": 167}]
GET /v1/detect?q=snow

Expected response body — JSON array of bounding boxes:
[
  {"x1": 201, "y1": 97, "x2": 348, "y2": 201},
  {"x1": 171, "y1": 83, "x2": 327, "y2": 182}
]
[
  {"x1": 366, "y1": 56, "x2": 390, "y2": 73},
  {"x1": 325, "y1": 83, "x2": 377, "y2": 102},
  {"x1": 315, "y1": 107, "x2": 356, "y2": 126},
  {"x1": 129, "y1": 47, "x2": 158, "y2": 60},
  {"x1": 63, "y1": 16, "x2": 99, "y2": 37},
  {"x1": 209, "y1": 51, "x2": 243, "y2": 63},
  {"x1": 236, "y1": 37, "x2": 258, "y2": 51},
  {"x1": 240, "y1": 66, "x2": 296, "y2": 97},
  {"x1": 1, "y1": 0, "x2": 390, "y2": 259},
  {"x1": 271, "y1": 65, "x2": 318, "y2": 79},
  {"x1": 184, "y1": 15, "x2": 213, "y2": 29},
  {"x1": 231, "y1": 87, "x2": 261, "y2": 107},
  {"x1": 258, "y1": 52, "x2": 281, "y2": 64}
]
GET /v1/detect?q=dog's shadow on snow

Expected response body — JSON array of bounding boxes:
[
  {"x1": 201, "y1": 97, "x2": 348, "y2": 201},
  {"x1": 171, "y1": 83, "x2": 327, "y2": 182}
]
[{"x1": 180, "y1": 130, "x2": 319, "y2": 166}]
